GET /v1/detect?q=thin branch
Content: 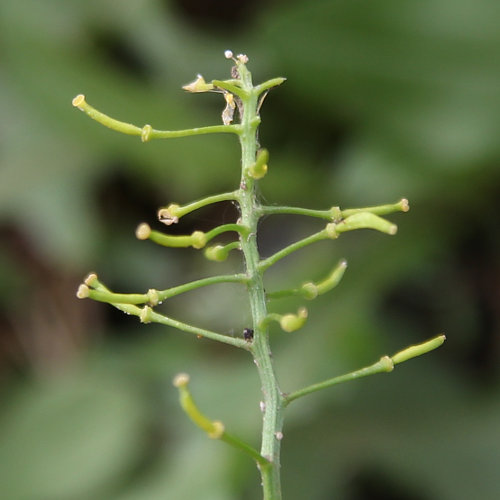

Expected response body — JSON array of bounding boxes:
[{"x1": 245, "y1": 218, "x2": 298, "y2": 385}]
[
  {"x1": 72, "y1": 94, "x2": 241, "y2": 141},
  {"x1": 259, "y1": 205, "x2": 338, "y2": 221},
  {"x1": 204, "y1": 223, "x2": 249, "y2": 241},
  {"x1": 173, "y1": 373, "x2": 269, "y2": 466},
  {"x1": 254, "y1": 77, "x2": 287, "y2": 95},
  {"x1": 158, "y1": 191, "x2": 239, "y2": 224},
  {"x1": 284, "y1": 335, "x2": 446, "y2": 405},
  {"x1": 78, "y1": 274, "x2": 250, "y2": 349},
  {"x1": 140, "y1": 306, "x2": 250, "y2": 349},
  {"x1": 79, "y1": 273, "x2": 248, "y2": 305},
  {"x1": 258, "y1": 229, "x2": 329, "y2": 272},
  {"x1": 341, "y1": 199, "x2": 409, "y2": 218},
  {"x1": 267, "y1": 259, "x2": 347, "y2": 300}
]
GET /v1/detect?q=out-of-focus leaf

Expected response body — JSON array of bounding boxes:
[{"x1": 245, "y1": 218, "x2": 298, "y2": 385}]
[
  {"x1": 258, "y1": 0, "x2": 500, "y2": 168},
  {"x1": 0, "y1": 0, "x2": 241, "y2": 268},
  {"x1": 0, "y1": 370, "x2": 149, "y2": 499}
]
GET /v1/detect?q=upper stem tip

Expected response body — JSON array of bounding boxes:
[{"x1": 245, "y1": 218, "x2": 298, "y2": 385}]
[{"x1": 72, "y1": 94, "x2": 85, "y2": 108}]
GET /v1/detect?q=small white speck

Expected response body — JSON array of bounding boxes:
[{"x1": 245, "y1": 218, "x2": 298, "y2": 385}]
[
  {"x1": 259, "y1": 401, "x2": 266, "y2": 413},
  {"x1": 275, "y1": 431, "x2": 283, "y2": 440},
  {"x1": 224, "y1": 50, "x2": 233, "y2": 59}
]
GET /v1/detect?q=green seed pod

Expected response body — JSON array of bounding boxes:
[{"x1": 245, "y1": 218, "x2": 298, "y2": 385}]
[
  {"x1": 391, "y1": 335, "x2": 446, "y2": 364},
  {"x1": 205, "y1": 245, "x2": 228, "y2": 262},
  {"x1": 280, "y1": 307, "x2": 308, "y2": 332},
  {"x1": 248, "y1": 148, "x2": 269, "y2": 179},
  {"x1": 315, "y1": 260, "x2": 347, "y2": 296},
  {"x1": 336, "y1": 212, "x2": 397, "y2": 235}
]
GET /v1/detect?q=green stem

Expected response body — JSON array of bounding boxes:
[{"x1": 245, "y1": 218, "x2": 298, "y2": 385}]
[
  {"x1": 80, "y1": 275, "x2": 248, "y2": 348},
  {"x1": 212, "y1": 79, "x2": 249, "y2": 98},
  {"x1": 235, "y1": 61, "x2": 284, "y2": 500},
  {"x1": 259, "y1": 229, "x2": 329, "y2": 272},
  {"x1": 72, "y1": 94, "x2": 241, "y2": 141},
  {"x1": 173, "y1": 373, "x2": 268, "y2": 465},
  {"x1": 141, "y1": 306, "x2": 250, "y2": 349},
  {"x1": 267, "y1": 259, "x2": 347, "y2": 300},
  {"x1": 138, "y1": 223, "x2": 248, "y2": 250},
  {"x1": 259, "y1": 198, "x2": 409, "y2": 221},
  {"x1": 341, "y1": 199, "x2": 409, "y2": 218},
  {"x1": 159, "y1": 191, "x2": 239, "y2": 222},
  {"x1": 284, "y1": 335, "x2": 446, "y2": 405},
  {"x1": 81, "y1": 273, "x2": 248, "y2": 304},
  {"x1": 259, "y1": 205, "x2": 337, "y2": 221},
  {"x1": 204, "y1": 223, "x2": 249, "y2": 241},
  {"x1": 157, "y1": 273, "x2": 248, "y2": 300},
  {"x1": 221, "y1": 432, "x2": 270, "y2": 467},
  {"x1": 284, "y1": 356, "x2": 394, "y2": 406}
]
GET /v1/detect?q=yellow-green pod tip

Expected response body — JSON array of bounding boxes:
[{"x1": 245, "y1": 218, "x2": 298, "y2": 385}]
[
  {"x1": 173, "y1": 373, "x2": 190, "y2": 388},
  {"x1": 136, "y1": 223, "x2": 151, "y2": 240},
  {"x1": 76, "y1": 284, "x2": 90, "y2": 299}
]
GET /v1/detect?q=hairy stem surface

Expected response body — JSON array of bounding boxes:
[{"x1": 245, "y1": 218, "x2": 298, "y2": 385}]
[{"x1": 236, "y1": 62, "x2": 284, "y2": 500}]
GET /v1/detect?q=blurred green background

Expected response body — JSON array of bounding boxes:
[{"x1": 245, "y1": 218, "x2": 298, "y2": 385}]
[{"x1": 1, "y1": 0, "x2": 499, "y2": 499}]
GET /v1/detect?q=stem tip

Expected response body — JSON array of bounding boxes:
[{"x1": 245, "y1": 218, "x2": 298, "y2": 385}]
[
  {"x1": 173, "y1": 372, "x2": 190, "y2": 387},
  {"x1": 136, "y1": 223, "x2": 151, "y2": 240},
  {"x1": 72, "y1": 94, "x2": 85, "y2": 108},
  {"x1": 400, "y1": 198, "x2": 410, "y2": 212},
  {"x1": 76, "y1": 284, "x2": 89, "y2": 299},
  {"x1": 84, "y1": 272, "x2": 98, "y2": 286}
]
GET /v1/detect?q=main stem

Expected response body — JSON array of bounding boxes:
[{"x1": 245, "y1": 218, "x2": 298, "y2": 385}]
[{"x1": 236, "y1": 65, "x2": 284, "y2": 500}]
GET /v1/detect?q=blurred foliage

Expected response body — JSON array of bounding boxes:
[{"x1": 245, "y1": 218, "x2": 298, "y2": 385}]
[{"x1": 0, "y1": 0, "x2": 499, "y2": 499}]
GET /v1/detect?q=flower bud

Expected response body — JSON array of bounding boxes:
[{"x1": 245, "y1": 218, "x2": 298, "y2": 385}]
[{"x1": 182, "y1": 74, "x2": 214, "y2": 93}]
